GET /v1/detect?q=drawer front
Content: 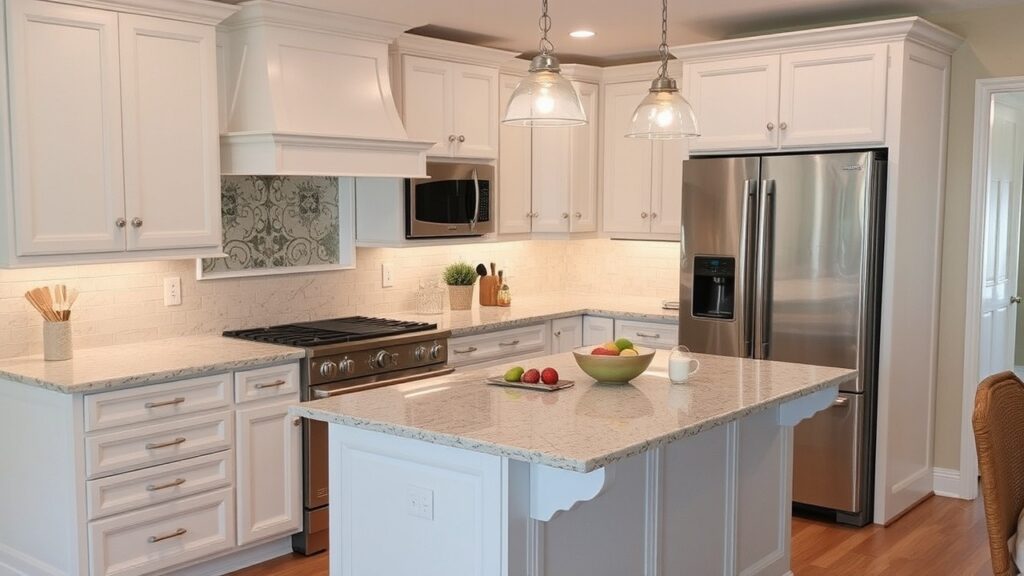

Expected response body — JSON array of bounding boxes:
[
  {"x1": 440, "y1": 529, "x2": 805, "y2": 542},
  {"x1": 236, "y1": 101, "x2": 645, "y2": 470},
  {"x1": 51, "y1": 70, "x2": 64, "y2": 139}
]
[
  {"x1": 88, "y1": 487, "x2": 235, "y2": 576},
  {"x1": 448, "y1": 324, "x2": 548, "y2": 367},
  {"x1": 235, "y1": 363, "x2": 300, "y2": 404},
  {"x1": 85, "y1": 373, "x2": 231, "y2": 432},
  {"x1": 86, "y1": 411, "x2": 233, "y2": 479},
  {"x1": 614, "y1": 319, "x2": 679, "y2": 350},
  {"x1": 87, "y1": 451, "x2": 233, "y2": 521}
]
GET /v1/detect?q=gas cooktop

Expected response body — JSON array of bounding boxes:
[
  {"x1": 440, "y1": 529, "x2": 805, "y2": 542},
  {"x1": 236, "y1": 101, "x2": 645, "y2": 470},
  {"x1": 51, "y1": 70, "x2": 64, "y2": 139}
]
[{"x1": 224, "y1": 316, "x2": 438, "y2": 347}]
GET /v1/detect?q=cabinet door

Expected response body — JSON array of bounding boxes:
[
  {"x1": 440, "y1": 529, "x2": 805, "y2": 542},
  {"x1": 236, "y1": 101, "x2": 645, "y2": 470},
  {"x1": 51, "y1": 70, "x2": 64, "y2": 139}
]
[
  {"x1": 551, "y1": 316, "x2": 583, "y2": 353},
  {"x1": 236, "y1": 399, "x2": 302, "y2": 545},
  {"x1": 570, "y1": 81, "x2": 599, "y2": 233},
  {"x1": 602, "y1": 81, "x2": 653, "y2": 235},
  {"x1": 582, "y1": 315, "x2": 614, "y2": 347},
  {"x1": 531, "y1": 126, "x2": 571, "y2": 232},
  {"x1": 779, "y1": 45, "x2": 888, "y2": 148},
  {"x1": 120, "y1": 15, "x2": 221, "y2": 251},
  {"x1": 451, "y1": 62, "x2": 499, "y2": 159},
  {"x1": 684, "y1": 55, "x2": 780, "y2": 153},
  {"x1": 7, "y1": 0, "x2": 125, "y2": 255},
  {"x1": 402, "y1": 55, "x2": 452, "y2": 156},
  {"x1": 650, "y1": 138, "x2": 685, "y2": 236},
  {"x1": 498, "y1": 75, "x2": 533, "y2": 234}
]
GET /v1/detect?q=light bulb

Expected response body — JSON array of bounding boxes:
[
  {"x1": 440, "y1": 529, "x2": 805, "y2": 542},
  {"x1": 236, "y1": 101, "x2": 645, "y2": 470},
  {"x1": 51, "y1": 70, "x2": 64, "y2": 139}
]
[
  {"x1": 535, "y1": 93, "x2": 555, "y2": 114},
  {"x1": 656, "y1": 107, "x2": 674, "y2": 128}
]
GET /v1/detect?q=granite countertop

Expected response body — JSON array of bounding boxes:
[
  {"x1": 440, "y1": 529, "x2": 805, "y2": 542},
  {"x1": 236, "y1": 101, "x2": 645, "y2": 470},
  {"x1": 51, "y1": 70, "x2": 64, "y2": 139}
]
[
  {"x1": 0, "y1": 335, "x2": 306, "y2": 394},
  {"x1": 390, "y1": 293, "x2": 679, "y2": 336},
  {"x1": 292, "y1": 349, "x2": 855, "y2": 472}
]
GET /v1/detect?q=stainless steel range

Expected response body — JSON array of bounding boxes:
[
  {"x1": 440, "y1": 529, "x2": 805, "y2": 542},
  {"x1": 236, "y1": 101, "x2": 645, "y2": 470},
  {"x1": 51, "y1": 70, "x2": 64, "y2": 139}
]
[{"x1": 224, "y1": 316, "x2": 451, "y2": 555}]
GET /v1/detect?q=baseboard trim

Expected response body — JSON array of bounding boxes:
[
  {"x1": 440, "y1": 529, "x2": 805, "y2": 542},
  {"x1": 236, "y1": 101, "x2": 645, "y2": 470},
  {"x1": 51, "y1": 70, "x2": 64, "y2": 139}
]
[
  {"x1": 157, "y1": 536, "x2": 295, "y2": 576},
  {"x1": 933, "y1": 467, "x2": 963, "y2": 498}
]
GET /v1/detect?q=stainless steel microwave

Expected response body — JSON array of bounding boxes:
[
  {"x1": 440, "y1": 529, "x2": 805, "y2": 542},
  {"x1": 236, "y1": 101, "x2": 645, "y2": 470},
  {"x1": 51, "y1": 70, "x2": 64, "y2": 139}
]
[{"x1": 406, "y1": 162, "x2": 494, "y2": 239}]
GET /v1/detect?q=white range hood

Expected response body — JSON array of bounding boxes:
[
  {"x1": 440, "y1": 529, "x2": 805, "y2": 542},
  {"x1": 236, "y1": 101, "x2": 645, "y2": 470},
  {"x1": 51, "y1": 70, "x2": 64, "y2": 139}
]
[{"x1": 218, "y1": 0, "x2": 432, "y2": 177}]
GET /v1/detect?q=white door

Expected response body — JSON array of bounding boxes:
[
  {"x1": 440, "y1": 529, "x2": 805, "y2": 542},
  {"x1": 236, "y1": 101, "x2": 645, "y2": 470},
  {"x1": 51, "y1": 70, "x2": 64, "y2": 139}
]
[
  {"x1": 980, "y1": 99, "x2": 1024, "y2": 380},
  {"x1": 402, "y1": 55, "x2": 452, "y2": 156},
  {"x1": 683, "y1": 55, "x2": 780, "y2": 153},
  {"x1": 532, "y1": 126, "x2": 571, "y2": 233},
  {"x1": 451, "y1": 63, "x2": 499, "y2": 159},
  {"x1": 651, "y1": 138, "x2": 686, "y2": 236},
  {"x1": 498, "y1": 75, "x2": 533, "y2": 234},
  {"x1": 236, "y1": 399, "x2": 302, "y2": 545},
  {"x1": 779, "y1": 45, "x2": 888, "y2": 148},
  {"x1": 570, "y1": 81, "x2": 599, "y2": 233},
  {"x1": 602, "y1": 81, "x2": 653, "y2": 235},
  {"x1": 551, "y1": 317, "x2": 583, "y2": 353},
  {"x1": 7, "y1": 0, "x2": 126, "y2": 255},
  {"x1": 120, "y1": 14, "x2": 221, "y2": 251},
  {"x1": 582, "y1": 315, "x2": 614, "y2": 347}
]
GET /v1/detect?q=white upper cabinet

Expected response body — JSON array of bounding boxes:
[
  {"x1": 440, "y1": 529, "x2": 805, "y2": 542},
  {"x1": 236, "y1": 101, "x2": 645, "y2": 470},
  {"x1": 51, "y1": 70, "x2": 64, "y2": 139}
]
[
  {"x1": 652, "y1": 138, "x2": 685, "y2": 235},
  {"x1": 569, "y1": 81, "x2": 599, "y2": 233},
  {"x1": 602, "y1": 80, "x2": 654, "y2": 236},
  {"x1": 0, "y1": 0, "x2": 234, "y2": 267},
  {"x1": 401, "y1": 56, "x2": 452, "y2": 157},
  {"x1": 498, "y1": 74, "x2": 532, "y2": 234},
  {"x1": 531, "y1": 125, "x2": 571, "y2": 232},
  {"x1": 452, "y1": 63, "x2": 500, "y2": 158},
  {"x1": 119, "y1": 14, "x2": 221, "y2": 251},
  {"x1": 778, "y1": 45, "x2": 888, "y2": 148},
  {"x1": 684, "y1": 55, "x2": 780, "y2": 153}
]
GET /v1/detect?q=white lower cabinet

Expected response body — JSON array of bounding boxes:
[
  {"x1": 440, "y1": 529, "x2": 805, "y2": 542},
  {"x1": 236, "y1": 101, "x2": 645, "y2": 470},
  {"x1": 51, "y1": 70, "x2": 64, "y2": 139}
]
[
  {"x1": 582, "y1": 315, "x2": 615, "y2": 347},
  {"x1": 236, "y1": 398, "x2": 302, "y2": 545},
  {"x1": 614, "y1": 319, "x2": 678, "y2": 350},
  {"x1": 448, "y1": 324, "x2": 549, "y2": 368},
  {"x1": 550, "y1": 316, "x2": 583, "y2": 353}
]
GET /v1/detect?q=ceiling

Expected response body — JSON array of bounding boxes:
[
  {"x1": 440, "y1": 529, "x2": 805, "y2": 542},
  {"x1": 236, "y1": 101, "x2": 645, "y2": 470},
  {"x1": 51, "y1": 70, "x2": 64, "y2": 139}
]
[{"x1": 246, "y1": 0, "x2": 1010, "y2": 65}]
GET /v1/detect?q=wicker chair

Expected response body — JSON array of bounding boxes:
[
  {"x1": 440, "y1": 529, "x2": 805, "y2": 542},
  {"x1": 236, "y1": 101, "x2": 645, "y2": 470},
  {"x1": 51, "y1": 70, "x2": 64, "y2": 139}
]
[{"x1": 973, "y1": 371, "x2": 1024, "y2": 576}]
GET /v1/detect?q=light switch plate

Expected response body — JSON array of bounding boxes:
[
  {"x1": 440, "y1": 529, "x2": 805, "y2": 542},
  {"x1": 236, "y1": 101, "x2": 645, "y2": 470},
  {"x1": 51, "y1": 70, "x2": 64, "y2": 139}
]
[
  {"x1": 406, "y1": 485, "x2": 433, "y2": 520},
  {"x1": 382, "y1": 262, "x2": 394, "y2": 288},
  {"x1": 163, "y1": 277, "x2": 181, "y2": 306}
]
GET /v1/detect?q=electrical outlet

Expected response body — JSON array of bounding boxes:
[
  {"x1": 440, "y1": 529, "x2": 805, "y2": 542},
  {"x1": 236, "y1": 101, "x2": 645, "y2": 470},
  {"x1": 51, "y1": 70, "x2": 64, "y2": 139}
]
[
  {"x1": 381, "y1": 262, "x2": 394, "y2": 288},
  {"x1": 406, "y1": 485, "x2": 433, "y2": 520},
  {"x1": 163, "y1": 277, "x2": 181, "y2": 306}
]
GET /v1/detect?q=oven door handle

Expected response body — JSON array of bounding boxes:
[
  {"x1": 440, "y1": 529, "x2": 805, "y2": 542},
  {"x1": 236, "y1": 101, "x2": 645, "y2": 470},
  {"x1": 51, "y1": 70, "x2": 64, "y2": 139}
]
[
  {"x1": 470, "y1": 169, "x2": 480, "y2": 231},
  {"x1": 312, "y1": 367, "x2": 456, "y2": 399}
]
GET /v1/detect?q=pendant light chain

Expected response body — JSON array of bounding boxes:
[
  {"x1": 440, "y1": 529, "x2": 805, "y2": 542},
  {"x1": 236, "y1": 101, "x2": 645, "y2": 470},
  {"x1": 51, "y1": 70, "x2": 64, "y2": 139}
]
[
  {"x1": 657, "y1": 0, "x2": 669, "y2": 80},
  {"x1": 538, "y1": 0, "x2": 554, "y2": 55}
]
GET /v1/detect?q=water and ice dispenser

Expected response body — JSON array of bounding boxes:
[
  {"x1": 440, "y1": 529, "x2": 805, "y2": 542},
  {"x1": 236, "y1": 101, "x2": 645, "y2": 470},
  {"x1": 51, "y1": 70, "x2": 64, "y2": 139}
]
[{"x1": 691, "y1": 256, "x2": 735, "y2": 320}]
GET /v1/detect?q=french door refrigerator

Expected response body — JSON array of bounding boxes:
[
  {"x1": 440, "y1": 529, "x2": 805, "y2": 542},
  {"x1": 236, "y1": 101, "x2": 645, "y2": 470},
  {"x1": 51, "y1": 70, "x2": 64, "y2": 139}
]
[{"x1": 678, "y1": 151, "x2": 885, "y2": 526}]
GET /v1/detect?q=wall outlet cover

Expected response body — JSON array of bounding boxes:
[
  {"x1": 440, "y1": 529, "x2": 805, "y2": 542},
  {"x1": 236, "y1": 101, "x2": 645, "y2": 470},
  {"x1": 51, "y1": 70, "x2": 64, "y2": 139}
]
[
  {"x1": 163, "y1": 277, "x2": 182, "y2": 306},
  {"x1": 406, "y1": 485, "x2": 433, "y2": 520},
  {"x1": 382, "y1": 262, "x2": 394, "y2": 288}
]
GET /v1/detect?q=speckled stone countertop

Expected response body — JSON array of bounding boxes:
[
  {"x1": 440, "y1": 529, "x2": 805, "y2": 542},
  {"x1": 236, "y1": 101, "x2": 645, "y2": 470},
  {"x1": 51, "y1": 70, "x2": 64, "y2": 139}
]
[
  {"x1": 292, "y1": 349, "x2": 855, "y2": 472},
  {"x1": 390, "y1": 293, "x2": 679, "y2": 336},
  {"x1": 0, "y1": 335, "x2": 305, "y2": 394}
]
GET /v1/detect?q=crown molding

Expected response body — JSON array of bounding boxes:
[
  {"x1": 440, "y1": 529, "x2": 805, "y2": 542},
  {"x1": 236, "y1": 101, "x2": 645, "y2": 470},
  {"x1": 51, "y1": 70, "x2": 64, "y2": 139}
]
[
  {"x1": 221, "y1": 0, "x2": 414, "y2": 41},
  {"x1": 63, "y1": 0, "x2": 237, "y2": 25},
  {"x1": 393, "y1": 33, "x2": 518, "y2": 67}
]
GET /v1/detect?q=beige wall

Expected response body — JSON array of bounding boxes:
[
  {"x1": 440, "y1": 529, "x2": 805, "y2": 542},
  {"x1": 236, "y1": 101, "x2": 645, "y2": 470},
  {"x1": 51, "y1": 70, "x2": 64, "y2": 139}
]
[{"x1": 927, "y1": 4, "x2": 1024, "y2": 470}]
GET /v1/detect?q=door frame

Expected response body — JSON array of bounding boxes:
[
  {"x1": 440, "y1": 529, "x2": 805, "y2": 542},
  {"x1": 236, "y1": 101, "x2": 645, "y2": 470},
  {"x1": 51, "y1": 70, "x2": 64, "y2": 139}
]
[{"x1": 961, "y1": 76, "x2": 1024, "y2": 500}]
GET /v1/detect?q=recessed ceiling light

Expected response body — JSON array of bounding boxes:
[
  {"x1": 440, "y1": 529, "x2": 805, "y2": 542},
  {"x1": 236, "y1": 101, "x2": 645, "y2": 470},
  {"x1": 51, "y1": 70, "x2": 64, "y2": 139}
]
[{"x1": 569, "y1": 30, "x2": 595, "y2": 38}]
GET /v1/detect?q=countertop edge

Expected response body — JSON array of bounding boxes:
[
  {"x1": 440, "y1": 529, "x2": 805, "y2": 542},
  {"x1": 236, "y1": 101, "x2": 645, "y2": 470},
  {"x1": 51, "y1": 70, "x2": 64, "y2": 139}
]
[{"x1": 290, "y1": 371, "x2": 851, "y2": 473}]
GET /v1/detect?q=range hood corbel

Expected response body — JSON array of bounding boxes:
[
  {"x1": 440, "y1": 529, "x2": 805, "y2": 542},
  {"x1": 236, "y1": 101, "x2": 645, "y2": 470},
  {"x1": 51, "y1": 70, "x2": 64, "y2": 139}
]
[{"x1": 218, "y1": 0, "x2": 433, "y2": 177}]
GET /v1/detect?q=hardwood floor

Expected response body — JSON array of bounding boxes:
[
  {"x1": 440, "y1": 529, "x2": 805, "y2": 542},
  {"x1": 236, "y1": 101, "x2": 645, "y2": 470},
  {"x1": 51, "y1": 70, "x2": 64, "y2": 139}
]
[{"x1": 229, "y1": 495, "x2": 992, "y2": 575}]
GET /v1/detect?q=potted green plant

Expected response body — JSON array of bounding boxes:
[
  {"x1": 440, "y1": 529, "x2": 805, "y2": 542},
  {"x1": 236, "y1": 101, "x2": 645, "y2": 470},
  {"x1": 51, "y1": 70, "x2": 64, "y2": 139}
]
[{"x1": 442, "y1": 261, "x2": 477, "y2": 311}]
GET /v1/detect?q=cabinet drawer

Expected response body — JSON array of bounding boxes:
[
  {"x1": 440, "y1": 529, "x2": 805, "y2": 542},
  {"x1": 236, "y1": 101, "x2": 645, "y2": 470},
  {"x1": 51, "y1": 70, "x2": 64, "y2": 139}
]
[
  {"x1": 86, "y1": 411, "x2": 233, "y2": 479},
  {"x1": 234, "y1": 363, "x2": 300, "y2": 404},
  {"x1": 448, "y1": 324, "x2": 548, "y2": 367},
  {"x1": 84, "y1": 373, "x2": 231, "y2": 432},
  {"x1": 88, "y1": 487, "x2": 235, "y2": 576},
  {"x1": 614, "y1": 319, "x2": 678, "y2": 350},
  {"x1": 87, "y1": 451, "x2": 233, "y2": 521}
]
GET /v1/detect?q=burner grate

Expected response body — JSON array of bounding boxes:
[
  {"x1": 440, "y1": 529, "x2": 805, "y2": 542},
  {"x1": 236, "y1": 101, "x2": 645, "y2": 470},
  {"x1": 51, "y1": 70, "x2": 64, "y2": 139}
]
[{"x1": 224, "y1": 316, "x2": 437, "y2": 347}]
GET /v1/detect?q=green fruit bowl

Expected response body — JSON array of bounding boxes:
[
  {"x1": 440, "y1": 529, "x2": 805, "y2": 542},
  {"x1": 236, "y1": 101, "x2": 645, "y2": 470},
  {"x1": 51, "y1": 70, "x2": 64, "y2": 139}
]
[{"x1": 572, "y1": 346, "x2": 656, "y2": 383}]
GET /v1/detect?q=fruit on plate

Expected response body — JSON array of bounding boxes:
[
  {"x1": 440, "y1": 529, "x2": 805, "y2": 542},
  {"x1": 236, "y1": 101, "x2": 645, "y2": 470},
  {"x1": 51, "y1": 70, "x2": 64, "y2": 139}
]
[
  {"x1": 504, "y1": 366, "x2": 525, "y2": 383},
  {"x1": 619, "y1": 348, "x2": 639, "y2": 357},
  {"x1": 541, "y1": 368, "x2": 559, "y2": 385},
  {"x1": 601, "y1": 341, "x2": 621, "y2": 353},
  {"x1": 522, "y1": 368, "x2": 541, "y2": 384},
  {"x1": 591, "y1": 347, "x2": 619, "y2": 356},
  {"x1": 614, "y1": 338, "x2": 634, "y2": 351}
]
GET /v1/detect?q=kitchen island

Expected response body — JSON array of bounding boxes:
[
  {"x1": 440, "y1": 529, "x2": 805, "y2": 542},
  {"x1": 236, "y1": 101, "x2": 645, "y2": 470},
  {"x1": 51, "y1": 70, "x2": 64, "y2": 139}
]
[{"x1": 292, "y1": 350, "x2": 854, "y2": 576}]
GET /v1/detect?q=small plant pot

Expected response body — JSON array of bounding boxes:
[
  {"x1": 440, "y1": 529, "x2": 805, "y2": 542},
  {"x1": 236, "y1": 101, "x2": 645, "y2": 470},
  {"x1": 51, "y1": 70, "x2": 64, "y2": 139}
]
[
  {"x1": 43, "y1": 321, "x2": 73, "y2": 361},
  {"x1": 447, "y1": 285, "x2": 474, "y2": 311}
]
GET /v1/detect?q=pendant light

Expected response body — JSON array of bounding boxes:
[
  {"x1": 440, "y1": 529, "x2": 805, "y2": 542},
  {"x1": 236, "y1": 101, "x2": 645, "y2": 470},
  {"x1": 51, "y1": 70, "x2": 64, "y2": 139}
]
[
  {"x1": 503, "y1": 0, "x2": 587, "y2": 127},
  {"x1": 626, "y1": 0, "x2": 699, "y2": 139}
]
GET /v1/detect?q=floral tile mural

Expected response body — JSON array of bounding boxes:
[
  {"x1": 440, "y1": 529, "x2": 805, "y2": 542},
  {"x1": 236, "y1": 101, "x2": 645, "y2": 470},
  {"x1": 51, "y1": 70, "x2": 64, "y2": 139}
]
[{"x1": 201, "y1": 176, "x2": 341, "y2": 276}]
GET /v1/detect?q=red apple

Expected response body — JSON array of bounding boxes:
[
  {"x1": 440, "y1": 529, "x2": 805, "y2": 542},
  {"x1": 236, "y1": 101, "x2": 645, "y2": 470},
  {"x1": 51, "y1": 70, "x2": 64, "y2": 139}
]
[
  {"x1": 522, "y1": 369, "x2": 541, "y2": 384},
  {"x1": 541, "y1": 368, "x2": 559, "y2": 385}
]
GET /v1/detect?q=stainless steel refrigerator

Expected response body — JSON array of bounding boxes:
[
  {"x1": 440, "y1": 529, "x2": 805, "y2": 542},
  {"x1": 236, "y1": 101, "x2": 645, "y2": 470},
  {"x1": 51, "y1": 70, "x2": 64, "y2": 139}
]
[{"x1": 678, "y1": 151, "x2": 885, "y2": 526}]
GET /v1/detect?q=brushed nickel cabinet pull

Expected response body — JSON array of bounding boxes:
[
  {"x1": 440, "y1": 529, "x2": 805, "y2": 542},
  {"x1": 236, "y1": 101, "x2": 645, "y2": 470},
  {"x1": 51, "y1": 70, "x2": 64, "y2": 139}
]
[
  {"x1": 458, "y1": 135, "x2": 465, "y2": 142},
  {"x1": 766, "y1": 122, "x2": 775, "y2": 131},
  {"x1": 574, "y1": 212, "x2": 582, "y2": 219},
  {"x1": 148, "y1": 528, "x2": 187, "y2": 543},
  {"x1": 144, "y1": 397, "x2": 185, "y2": 409},
  {"x1": 453, "y1": 347, "x2": 478, "y2": 354},
  {"x1": 636, "y1": 332, "x2": 661, "y2": 339},
  {"x1": 115, "y1": 217, "x2": 127, "y2": 228},
  {"x1": 498, "y1": 340, "x2": 520, "y2": 347},
  {"x1": 293, "y1": 418, "x2": 302, "y2": 427},
  {"x1": 131, "y1": 217, "x2": 143, "y2": 228},
  {"x1": 146, "y1": 478, "x2": 186, "y2": 492},
  {"x1": 145, "y1": 437, "x2": 186, "y2": 450},
  {"x1": 255, "y1": 379, "x2": 287, "y2": 389}
]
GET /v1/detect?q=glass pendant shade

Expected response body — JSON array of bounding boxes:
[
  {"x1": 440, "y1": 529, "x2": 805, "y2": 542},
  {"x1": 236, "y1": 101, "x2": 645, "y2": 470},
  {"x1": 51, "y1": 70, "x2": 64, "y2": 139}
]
[
  {"x1": 625, "y1": 80, "x2": 700, "y2": 139},
  {"x1": 503, "y1": 55, "x2": 587, "y2": 127}
]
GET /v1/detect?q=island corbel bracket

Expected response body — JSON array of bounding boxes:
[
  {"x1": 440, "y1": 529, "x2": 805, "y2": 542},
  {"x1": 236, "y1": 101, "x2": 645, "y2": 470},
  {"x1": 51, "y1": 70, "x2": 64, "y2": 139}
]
[
  {"x1": 529, "y1": 462, "x2": 614, "y2": 521},
  {"x1": 778, "y1": 386, "x2": 839, "y2": 426}
]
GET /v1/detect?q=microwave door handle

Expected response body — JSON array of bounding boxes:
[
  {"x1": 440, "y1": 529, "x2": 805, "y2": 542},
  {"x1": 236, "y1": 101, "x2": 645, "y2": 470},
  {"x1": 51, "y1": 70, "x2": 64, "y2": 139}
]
[{"x1": 470, "y1": 169, "x2": 480, "y2": 231}]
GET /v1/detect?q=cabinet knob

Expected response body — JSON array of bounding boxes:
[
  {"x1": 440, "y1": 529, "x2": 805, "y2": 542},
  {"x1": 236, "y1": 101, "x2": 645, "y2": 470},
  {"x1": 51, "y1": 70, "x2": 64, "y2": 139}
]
[
  {"x1": 448, "y1": 134, "x2": 457, "y2": 143},
  {"x1": 574, "y1": 212, "x2": 582, "y2": 219},
  {"x1": 766, "y1": 122, "x2": 775, "y2": 131},
  {"x1": 293, "y1": 418, "x2": 302, "y2": 427},
  {"x1": 780, "y1": 122, "x2": 788, "y2": 131},
  {"x1": 561, "y1": 212, "x2": 569, "y2": 219},
  {"x1": 457, "y1": 135, "x2": 466, "y2": 143},
  {"x1": 115, "y1": 217, "x2": 127, "y2": 229},
  {"x1": 641, "y1": 212, "x2": 649, "y2": 219},
  {"x1": 131, "y1": 217, "x2": 143, "y2": 228},
  {"x1": 651, "y1": 212, "x2": 658, "y2": 219}
]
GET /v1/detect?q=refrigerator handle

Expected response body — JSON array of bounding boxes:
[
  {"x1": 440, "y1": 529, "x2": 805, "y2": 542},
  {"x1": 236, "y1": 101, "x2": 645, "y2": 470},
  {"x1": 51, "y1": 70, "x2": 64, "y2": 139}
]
[
  {"x1": 743, "y1": 179, "x2": 759, "y2": 359},
  {"x1": 754, "y1": 179, "x2": 776, "y2": 359}
]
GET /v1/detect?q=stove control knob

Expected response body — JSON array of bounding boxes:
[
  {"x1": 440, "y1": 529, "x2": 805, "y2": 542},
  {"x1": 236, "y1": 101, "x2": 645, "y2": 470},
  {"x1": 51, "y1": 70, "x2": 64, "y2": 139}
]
[
  {"x1": 319, "y1": 361, "x2": 338, "y2": 379},
  {"x1": 339, "y1": 358, "x2": 354, "y2": 375},
  {"x1": 373, "y1": 350, "x2": 390, "y2": 369},
  {"x1": 429, "y1": 343, "x2": 444, "y2": 360},
  {"x1": 414, "y1": 346, "x2": 427, "y2": 361}
]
